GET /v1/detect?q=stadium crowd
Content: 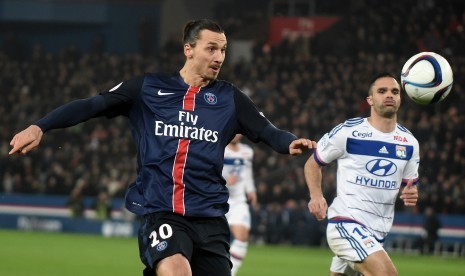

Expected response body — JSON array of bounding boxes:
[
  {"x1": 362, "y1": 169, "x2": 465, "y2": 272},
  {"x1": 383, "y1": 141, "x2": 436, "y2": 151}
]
[{"x1": 1, "y1": 0, "x2": 465, "y2": 245}]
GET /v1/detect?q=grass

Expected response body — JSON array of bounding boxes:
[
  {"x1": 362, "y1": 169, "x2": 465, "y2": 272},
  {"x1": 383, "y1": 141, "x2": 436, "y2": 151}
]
[{"x1": 0, "y1": 229, "x2": 463, "y2": 275}]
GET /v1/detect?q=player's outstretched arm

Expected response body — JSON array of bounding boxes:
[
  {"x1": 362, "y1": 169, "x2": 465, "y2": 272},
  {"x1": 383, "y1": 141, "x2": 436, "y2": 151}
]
[
  {"x1": 289, "y1": 138, "x2": 317, "y2": 156},
  {"x1": 9, "y1": 95, "x2": 111, "y2": 156},
  {"x1": 9, "y1": 125, "x2": 43, "y2": 155}
]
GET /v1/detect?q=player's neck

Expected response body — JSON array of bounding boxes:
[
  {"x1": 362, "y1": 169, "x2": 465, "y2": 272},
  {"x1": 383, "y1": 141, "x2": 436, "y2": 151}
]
[
  {"x1": 367, "y1": 115, "x2": 397, "y2": 133},
  {"x1": 179, "y1": 66, "x2": 210, "y2": 88}
]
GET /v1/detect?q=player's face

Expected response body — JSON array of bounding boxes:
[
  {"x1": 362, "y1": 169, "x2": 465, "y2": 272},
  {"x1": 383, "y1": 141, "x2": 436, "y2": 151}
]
[
  {"x1": 186, "y1": 30, "x2": 227, "y2": 81},
  {"x1": 367, "y1": 77, "x2": 401, "y2": 118}
]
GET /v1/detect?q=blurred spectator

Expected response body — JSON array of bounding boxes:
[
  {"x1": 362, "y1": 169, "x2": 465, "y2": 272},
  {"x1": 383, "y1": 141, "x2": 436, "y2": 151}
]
[
  {"x1": 418, "y1": 206, "x2": 442, "y2": 254},
  {"x1": 92, "y1": 190, "x2": 112, "y2": 220},
  {"x1": 67, "y1": 183, "x2": 85, "y2": 218}
]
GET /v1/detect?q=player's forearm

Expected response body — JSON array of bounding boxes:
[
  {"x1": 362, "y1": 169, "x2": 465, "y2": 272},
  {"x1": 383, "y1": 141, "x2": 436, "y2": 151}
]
[
  {"x1": 35, "y1": 96, "x2": 107, "y2": 132},
  {"x1": 260, "y1": 124, "x2": 298, "y2": 154},
  {"x1": 304, "y1": 157, "x2": 324, "y2": 198}
]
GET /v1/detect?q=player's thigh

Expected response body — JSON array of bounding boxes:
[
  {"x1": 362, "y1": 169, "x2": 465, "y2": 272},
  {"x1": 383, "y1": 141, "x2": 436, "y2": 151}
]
[
  {"x1": 329, "y1": 256, "x2": 362, "y2": 276},
  {"x1": 191, "y1": 249, "x2": 231, "y2": 276},
  {"x1": 354, "y1": 250, "x2": 397, "y2": 276},
  {"x1": 230, "y1": 224, "x2": 250, "y2": 241},
  {"x1": 155, "y1": 253, "x2": 192, "y2": 276},
  {"x1": 191, "y1": 216, "x2": 232, "y2": 276},
  {"x1": 327, "y1": 221, "x2": 383, "y2": 264},
  {"x1": 138, "y1": 212, "x2": 194, "y2": 269}
]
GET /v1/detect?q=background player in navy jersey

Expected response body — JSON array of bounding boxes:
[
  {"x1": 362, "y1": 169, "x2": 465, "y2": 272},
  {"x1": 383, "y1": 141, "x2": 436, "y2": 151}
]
[
  {"x1": 9, "y1": 19, "x2": 316, "y2": 276},
  {"x1": 223, "y1": 134, "x2": 257, "y2": 275},
  {"x1": 304, "y1": 73, "x2": 419, "y2": 276}
]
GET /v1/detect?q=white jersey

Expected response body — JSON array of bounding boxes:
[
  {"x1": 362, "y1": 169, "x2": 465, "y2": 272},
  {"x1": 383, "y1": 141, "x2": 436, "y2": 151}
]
[
  {"x1": 223, "y1": 143, "x2": 255, "y2": 205},
  {"x1": 314, "y1": 117, "x2": 420, "y2": 240}
]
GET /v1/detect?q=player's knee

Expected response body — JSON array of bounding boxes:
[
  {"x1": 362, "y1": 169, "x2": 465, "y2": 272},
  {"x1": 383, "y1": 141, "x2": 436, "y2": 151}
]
[{"x1": 156, "y1": 254, "x2": 191, "y2": 276}]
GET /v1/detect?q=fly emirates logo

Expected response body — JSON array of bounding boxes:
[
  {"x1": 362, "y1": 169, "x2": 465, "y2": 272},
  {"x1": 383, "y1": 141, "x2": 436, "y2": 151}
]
[{"x1": 154, "y1": 111, "x2": 219, "y2": 142}]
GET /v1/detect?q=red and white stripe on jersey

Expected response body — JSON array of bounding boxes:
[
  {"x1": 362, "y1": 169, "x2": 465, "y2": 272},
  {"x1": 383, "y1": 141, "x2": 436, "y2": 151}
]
[
  {"x1": 182, "y1": 86, "x2": 200, "y2": 110},
  {"x1": 172, "y1": 86, "x2": 200, "y2": 215}
]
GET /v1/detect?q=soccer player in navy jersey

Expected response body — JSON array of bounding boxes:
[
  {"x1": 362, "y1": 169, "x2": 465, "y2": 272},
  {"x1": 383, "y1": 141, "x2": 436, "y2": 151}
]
[{"x1": 9, "y1": 19, "x2": 316, "y2": 276}]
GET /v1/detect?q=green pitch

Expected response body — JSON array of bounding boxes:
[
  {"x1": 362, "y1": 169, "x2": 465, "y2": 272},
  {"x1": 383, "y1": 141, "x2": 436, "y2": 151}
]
[{"x1": 0, "y1": 229, "x2": 463, "y2": 275}]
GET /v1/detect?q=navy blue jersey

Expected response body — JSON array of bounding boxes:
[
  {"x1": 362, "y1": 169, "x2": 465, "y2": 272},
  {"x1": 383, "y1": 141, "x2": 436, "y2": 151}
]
[{"x1": 96, "y1": 72, "x2": 296, "y2": 217}]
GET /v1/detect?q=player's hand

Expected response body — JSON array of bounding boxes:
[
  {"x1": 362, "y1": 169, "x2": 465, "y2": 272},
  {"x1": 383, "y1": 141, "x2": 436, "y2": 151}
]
[
  {"x1": 9, "y1": 125, "x2": 43, "y2": 155},
  {"x1": 226, "y1": 174, "x2": 239, "y2": 185},
  {"x1": 289, "y1": 138, "x2": 317, "y2": 156},
  {"x1": 400, "y1": 178, "x2": 418, "y2": 206},
  {"x1": 308, "y1": 195, "x2": 328, "y2": 221}
]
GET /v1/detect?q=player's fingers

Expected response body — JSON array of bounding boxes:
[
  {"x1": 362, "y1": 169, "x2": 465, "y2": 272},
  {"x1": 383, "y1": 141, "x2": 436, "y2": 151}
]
[
  {"x1": 20, "y1": 141, "x2": 38, "y2": 154},
  {"x1": 9, "y1": 134, "x2": 18, "y2": 146},
  {"x1": 404, "y1": 199, "x2": 417, "y2": 206},
  {"x1": 9, "y1": 137, "x2": 27, "y2": 155},
  {"x1": 8, "y1": 145, "x2": 21, "y2": 155},
  {"x1": 301, "y1": 139, "x2": 317, "y2": 149},
  {"x1": 319, "y1": 203, "x2": 327, "y2": 220},
  {"x1": 309, "y1": 203, "x2": 320, "y2": 216},
  {"x1": 309, "y1": 140, "x2": 317, "y2": 149},
  {"x1": 317, "y1": 210, "x2": 326, "y2": 220},
  {"x1": 406, "y1": 178, "x2": 414, "y2": 188},
  {"x1": 310, "y1": 201, "x2": 326, "y2": 220}
]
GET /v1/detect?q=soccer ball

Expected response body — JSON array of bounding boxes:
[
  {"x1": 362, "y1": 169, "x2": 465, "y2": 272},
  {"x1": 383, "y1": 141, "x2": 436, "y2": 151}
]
[{"x1": 400, "y1": 52, "x2": 453, "y2": 105}]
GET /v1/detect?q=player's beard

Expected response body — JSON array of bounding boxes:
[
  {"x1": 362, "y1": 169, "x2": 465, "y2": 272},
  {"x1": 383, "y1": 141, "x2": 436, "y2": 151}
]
[
  {"x1": 380, "y1": 106, "x2": 398, "y2": 119},
  {"x1": 374, "y1": 103, "x2": 399, "y2": 119}
]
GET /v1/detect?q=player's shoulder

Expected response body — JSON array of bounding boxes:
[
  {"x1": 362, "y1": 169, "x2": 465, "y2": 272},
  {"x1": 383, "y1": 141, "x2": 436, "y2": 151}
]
[
  {"x1": 328, "y1": 117, "x2": 365, "y2": 138},
  {"x1": 212, "y1": 79, "x2": 246, "y2": 96},
  {"x1": 396, "y1": 123, "x2": 419, "y2": 144},
  {"x1": 144, "y1": 72, "x2": 179, "y2": 83}
]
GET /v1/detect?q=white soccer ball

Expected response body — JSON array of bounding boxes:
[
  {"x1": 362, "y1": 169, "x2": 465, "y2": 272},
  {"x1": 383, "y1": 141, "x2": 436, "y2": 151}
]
[{"x1": 400, "y1": 52, "x2": 453, "y2": 105}]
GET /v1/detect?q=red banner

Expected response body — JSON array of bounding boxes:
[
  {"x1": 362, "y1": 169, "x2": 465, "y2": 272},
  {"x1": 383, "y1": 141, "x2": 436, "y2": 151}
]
[{"x1": 268, "y1": 16, "x2": 340, "y2": 45}]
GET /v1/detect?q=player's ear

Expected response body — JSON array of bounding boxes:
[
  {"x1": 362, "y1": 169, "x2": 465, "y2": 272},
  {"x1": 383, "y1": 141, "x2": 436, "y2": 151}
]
[
  {"x1": 366, "y1": 96, "x2": 373, "y2": 106},
  {"x1": 184, "y1": 44, "x2": 193, "y2": 58}
]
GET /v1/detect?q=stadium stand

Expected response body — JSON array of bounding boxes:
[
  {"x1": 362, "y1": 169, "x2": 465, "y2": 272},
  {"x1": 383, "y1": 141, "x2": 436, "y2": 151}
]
[{"x1": 1, "y1": 0, "x2": 465, "y2": 250}]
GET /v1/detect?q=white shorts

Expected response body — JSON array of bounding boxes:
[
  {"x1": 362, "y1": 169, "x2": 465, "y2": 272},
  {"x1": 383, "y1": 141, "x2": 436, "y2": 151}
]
[
  {"x1": 225, "y1": 201, "x2": 251, "y2": 229},
  {"x1": 330, "y1": 256, "x2": 362, "y2": 276},
  {"x1": 327, "y1": 220, "x2": 384, "y2": 272}
]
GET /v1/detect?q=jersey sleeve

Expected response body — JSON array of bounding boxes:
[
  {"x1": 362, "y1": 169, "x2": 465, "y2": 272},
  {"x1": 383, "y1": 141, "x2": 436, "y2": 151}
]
[
  {"x1": 34, "y1": 75, "x2": 144, "y2": 132},
  {"x1": 313, "y1": 124, "x2": 346, "y2": 166},
  {"x1": 100, "y1": 74, "x2": 144, "y2": 117},
  {"x1": 233, "y1": 88, "x2": 297, "y2": 153},
  {"x1": 401, "y1": 138, "x2": 420, "y2": 186}
]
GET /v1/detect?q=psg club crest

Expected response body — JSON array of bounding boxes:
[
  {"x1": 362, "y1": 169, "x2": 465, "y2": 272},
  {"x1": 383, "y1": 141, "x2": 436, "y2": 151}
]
[
  {"x1": 204, "y1": 93, "x2": 217, "y2": 105},
  {"x1": 156, "y1": 241, "x2": 168, "y2": 252}
]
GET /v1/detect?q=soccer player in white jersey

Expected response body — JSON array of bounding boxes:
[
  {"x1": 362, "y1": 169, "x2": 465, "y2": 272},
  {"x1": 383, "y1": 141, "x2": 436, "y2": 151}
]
[
  {"x1": 304, "y1": 73, "x2": 420, "y2": 276},
  {"x1": 223, "y1": 134, "x2": 257, "y2": 276}
]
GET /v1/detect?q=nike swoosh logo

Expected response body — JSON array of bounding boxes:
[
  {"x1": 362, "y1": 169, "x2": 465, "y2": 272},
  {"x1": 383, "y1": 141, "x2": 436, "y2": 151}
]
[{"x1": 158, "y1": 90, "x2": 174, "y2": 96}]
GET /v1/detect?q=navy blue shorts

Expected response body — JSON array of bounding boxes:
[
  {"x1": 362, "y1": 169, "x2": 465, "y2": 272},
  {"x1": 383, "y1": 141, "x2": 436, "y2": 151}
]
[{"x1": 138, "y1": 212, "x2": 232, "y2": 276}]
